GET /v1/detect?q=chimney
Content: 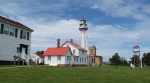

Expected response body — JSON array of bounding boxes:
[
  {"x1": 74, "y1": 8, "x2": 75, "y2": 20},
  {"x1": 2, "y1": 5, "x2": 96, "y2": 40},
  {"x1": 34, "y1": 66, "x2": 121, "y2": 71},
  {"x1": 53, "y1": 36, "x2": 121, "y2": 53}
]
[
  {"x1": 57, "y1": 38, "x2": 61, "y2": 48},
  {"x1": 70, "y1": 39, "x2": 73, "y2": 43}
]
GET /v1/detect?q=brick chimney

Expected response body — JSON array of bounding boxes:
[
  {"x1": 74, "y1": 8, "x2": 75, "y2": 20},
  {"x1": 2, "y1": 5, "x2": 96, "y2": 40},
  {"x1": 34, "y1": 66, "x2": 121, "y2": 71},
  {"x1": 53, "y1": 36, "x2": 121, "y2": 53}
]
[
  {"x1": 57, "y1": 38, "x2": 61, "y2": 48},
  {"x1": 70, "y1": 39, "x2": 73, "y2": 43}
]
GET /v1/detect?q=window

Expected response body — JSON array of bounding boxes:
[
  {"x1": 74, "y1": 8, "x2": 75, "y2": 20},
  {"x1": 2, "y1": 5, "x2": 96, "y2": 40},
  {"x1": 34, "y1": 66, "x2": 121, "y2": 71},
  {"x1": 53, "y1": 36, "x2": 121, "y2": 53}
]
[
  {"x1": 9, "y1": 27, "x2": 15, "y2": 37},
  {"x1": 25, "y1": 47, "x2": 28, "y2": 54},
  {"x1": 0, "y1": 24, "x2": 4, "y2": 34},
  {"x1": 22, "y1": 31, "x2": 27, "y2": 39},
  {"x1": 67, "y1": 56, "x2": 71, "y2": 61},
  {"x1": 58, "y1": 56, "x2": 61, "y2": 61},
  {"x1": 48, "y1": 56, "x2": 51, "y2": 61},
  {"x1": 3, "y1": 25, "x2": 9, "y2": 35},
  {"x1": 80, "y1": 58, "x2": 82, "y2": 63},
  {"x1": 20, "y1": 30, "x2": 27, "y2": 39},
  {"x1": 17, "y1": 47, "x2": 21, "y2": 53},
  {"x1": 15, "y1": 29, "x2": 18, "y2": 38},
  {"x1": 20, "y1": 30, "x2": 23, "y2": 39},
  {"x1": 92, "y1": 58, "x2": 95, "y2": 63},
  {"x1": 0, "y1": 24, "x2": 18, "y2": 38},
  {"x1": 76, "y1": 57, "x2": 78, "y2": 62},
  {"x1": 27, "y1": 32, "x2": 30, "y2": 40}
]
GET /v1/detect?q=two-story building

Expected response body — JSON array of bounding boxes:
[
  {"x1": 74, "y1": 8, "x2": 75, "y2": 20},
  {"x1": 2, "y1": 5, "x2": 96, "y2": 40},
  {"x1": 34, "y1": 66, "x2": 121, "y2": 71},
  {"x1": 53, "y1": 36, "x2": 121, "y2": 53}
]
[
  {"x1": 61, "y1": 40, "x2": 88, "y2": 65},
  {"x1": 0, "y1": 16, "x2": 33, "y2": 65}
]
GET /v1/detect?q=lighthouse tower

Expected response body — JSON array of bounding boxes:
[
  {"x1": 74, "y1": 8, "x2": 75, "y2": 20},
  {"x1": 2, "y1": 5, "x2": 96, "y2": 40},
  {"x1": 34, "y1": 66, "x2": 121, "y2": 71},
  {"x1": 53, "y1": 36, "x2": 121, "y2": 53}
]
[{"x1": 79, "y1": 17, "x2": 88, "y2": 50}]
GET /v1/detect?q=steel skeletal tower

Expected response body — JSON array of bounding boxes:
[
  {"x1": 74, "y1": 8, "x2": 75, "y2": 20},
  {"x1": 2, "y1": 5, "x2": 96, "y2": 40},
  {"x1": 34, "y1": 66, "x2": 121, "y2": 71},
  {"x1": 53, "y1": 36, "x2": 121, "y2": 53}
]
[
  {"x1": 79, "y1": 17, "x2": 88, "y2": 50},
  {"x1": 133, "y1": 45, "x2": 142, "y2": 68},
  {"x1": 133, "y1": 45, "x2": 140, "y2": 56}
]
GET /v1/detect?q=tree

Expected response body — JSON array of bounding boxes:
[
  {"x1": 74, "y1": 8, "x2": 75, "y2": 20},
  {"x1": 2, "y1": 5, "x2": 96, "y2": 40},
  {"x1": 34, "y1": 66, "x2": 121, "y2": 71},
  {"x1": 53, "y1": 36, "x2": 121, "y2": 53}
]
[
  {"x1": 109, "y1": 53, "x2": 128, "y2": 65},
  {"x1": 109, "y1": 53, "x2": 121, "y2": 65},
  {"x1": 35, "y1": 51, "x2": 44, "y2": 58},
  {"x1": 35, "y1": 51, "x2": 44, "y2": 65},
  {"x1": 130, "y1": 55, "x2": 140, "y2": 66},
  {"x1": 143, "y1": 52, "x2": 150, "y2": 66}
]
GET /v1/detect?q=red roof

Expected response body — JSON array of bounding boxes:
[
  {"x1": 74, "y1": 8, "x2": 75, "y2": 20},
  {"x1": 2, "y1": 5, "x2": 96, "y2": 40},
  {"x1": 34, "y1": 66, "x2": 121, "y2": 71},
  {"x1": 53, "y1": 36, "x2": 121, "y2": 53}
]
[
  {"x1": 0, "y1": 16, "x2": 33, "y2": 32},
  {"x1": 43, "y1": 47, "x2": 70, "y2": 56}
]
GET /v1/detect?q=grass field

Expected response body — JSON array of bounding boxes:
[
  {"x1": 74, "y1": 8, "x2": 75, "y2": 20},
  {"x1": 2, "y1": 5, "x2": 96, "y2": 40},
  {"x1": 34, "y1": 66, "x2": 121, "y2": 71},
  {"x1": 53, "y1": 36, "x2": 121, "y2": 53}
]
[{"x1": 0, "y1": 65, "x2": 150, "y2": 83}]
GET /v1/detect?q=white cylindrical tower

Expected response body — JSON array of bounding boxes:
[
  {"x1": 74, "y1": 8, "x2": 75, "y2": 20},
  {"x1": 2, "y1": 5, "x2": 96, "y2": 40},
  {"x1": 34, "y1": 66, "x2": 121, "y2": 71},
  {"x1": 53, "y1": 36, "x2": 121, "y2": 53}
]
[{"x1": 79, "y1": 17, "x2": 88, "y2": 50}]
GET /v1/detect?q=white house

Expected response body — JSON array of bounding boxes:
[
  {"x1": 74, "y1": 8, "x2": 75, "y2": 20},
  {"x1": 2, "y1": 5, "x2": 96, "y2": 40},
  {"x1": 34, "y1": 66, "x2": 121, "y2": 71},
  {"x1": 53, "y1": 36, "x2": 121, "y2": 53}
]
[
  {"x1": 0, "y1": 16, "x2": 33, "y2": 64},
  {"x1": 61, "y1": 40, "x2": 88, "y2": 65},
  {"x1": 31, "y1": 53, "x2": 42, "y2": 64},
  {"x1": 43, "y1": 47, "x2": 73, "y2": 66}
]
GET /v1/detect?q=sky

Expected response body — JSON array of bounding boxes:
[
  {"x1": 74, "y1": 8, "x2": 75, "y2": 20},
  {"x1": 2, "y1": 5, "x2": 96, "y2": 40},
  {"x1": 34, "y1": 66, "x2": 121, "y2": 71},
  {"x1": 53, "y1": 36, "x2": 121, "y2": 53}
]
[{"x1": 0, "y1": 0, "x2": 150, "y2": 61}]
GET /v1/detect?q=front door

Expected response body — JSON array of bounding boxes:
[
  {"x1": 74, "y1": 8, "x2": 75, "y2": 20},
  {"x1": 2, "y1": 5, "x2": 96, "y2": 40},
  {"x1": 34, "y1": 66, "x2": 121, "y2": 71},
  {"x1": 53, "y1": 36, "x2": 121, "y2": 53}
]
[{"x1": 21, "y1": 48, "x2": 26, "y2": 60}]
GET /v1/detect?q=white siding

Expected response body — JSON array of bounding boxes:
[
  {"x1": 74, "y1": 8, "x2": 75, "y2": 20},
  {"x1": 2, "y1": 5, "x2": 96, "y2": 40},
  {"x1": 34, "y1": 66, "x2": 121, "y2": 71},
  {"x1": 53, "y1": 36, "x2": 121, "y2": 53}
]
[
  {"x1": 44, "y1": 56, "x2": 48, "y2": 64},
  {"x1": 0, "y1": 22, "x2": 32, "y2": 61},
  {"x1": 62, "y1": 42, "x2": 88, "y2": 65},
  {"x1": 44, "y1": 56, "x2": 66, "y2": 66},
  {"x1": 31, "y1": 54, "x2": 42, "y2": 64},
  {"x1": 44, "y1": 42, "x2": 88, "y2": 66},
  {"x1": 62, "y1": 43, "x2": 79, "y2": 56}
]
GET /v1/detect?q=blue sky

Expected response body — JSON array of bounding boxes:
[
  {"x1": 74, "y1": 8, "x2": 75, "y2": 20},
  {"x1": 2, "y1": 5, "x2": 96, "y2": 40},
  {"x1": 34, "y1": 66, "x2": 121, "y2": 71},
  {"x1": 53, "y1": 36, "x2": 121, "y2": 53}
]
[{"x1": 0, "y1": 0, "x2": 150, "y2": 61}]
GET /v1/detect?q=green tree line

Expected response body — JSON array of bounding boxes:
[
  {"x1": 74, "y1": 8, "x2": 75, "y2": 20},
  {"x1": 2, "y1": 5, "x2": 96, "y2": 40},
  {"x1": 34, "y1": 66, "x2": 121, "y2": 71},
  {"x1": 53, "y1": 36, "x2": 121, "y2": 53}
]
[{"x1": 109, "y1": 52, "x2": 150, "y2": 66}]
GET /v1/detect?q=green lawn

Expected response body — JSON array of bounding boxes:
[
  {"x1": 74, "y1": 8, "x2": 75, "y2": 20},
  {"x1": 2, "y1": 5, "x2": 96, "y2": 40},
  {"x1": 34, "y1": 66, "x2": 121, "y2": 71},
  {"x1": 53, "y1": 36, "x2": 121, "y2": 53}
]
[{"x1": 0, "y1": 65, "x2": 150, "y2": 83}]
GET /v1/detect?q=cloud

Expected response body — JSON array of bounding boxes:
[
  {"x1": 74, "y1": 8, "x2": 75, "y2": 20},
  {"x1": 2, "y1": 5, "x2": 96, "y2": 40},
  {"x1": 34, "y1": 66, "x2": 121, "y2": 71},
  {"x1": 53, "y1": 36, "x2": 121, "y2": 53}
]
[
  {"x1": 0, "y1": 0, "x2": 150, "y2": 61},
  {"x1": 19, "y1": 17, "x2": 149, "y2": 61},
  {"x1": 0, "y1": 0, "x2": 70, "y2": 20},
  {"x1": 30, "y1": 19, "x2": 80, "y2": 50},
  {"x1": 88, "y1": 19, "x2": 150, "y2": 60},
  {"x1": 142, "y1": 4, "x2": 150, "y2": 15},
  {"x1": 91, "y1": 0, "x2": 149, "y2": 20}
]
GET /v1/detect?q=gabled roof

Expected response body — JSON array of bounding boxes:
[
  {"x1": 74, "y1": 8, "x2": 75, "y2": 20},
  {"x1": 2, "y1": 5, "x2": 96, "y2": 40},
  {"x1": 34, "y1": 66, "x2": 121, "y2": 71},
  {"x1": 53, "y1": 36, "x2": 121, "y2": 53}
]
[
  {"x1": 0, "y1": 16, "x2": 33, "y2": 32},
  {"x1": 61, "y1": 41, "x2": 87, "y2": 51},
  {"x1": 43, "y1": 47, "x2": 70, "y2": 56}
]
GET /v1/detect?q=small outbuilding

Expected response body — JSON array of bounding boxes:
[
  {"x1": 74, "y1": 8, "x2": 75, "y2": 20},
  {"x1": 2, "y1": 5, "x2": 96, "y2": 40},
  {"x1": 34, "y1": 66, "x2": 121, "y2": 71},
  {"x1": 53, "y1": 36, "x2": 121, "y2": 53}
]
[{"x1": 43, "y1": 47, "x2": 73, "y2": 66}]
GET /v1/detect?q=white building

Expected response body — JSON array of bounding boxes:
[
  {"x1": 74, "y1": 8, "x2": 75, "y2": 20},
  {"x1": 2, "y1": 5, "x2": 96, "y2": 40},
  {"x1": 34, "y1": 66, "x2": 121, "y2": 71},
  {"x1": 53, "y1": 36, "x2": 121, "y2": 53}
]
[
  {"x1": 31, "y1": 53, "x2": 42, "y2": 64},
  {"x1": 0, "y1": 16, "x2": 33, "y2": 64},
  {"x1": 61, "y1": 40, "x2": 88, "y2": 65},
  {"x1": 43, "y1": 47, "x2": 72, "y2": 66},
  {"x1": 42, "y1": 18, "x2": 90, "y2": 66}
]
